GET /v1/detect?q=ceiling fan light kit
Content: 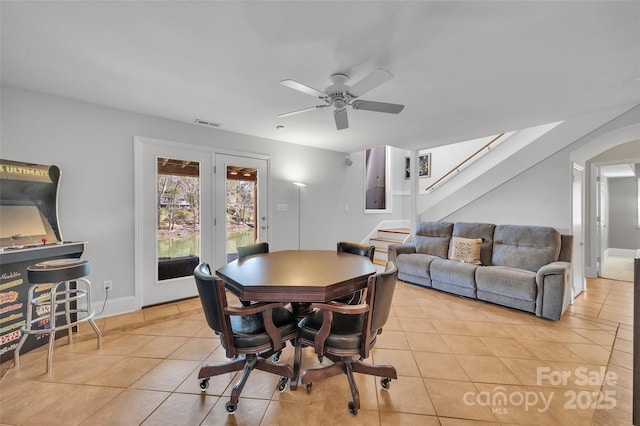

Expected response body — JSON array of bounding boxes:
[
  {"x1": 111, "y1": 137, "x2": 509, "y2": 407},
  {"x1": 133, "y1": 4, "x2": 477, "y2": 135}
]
[{"x1": 278, "y1": 68, "x2": 404, "y2": 130}]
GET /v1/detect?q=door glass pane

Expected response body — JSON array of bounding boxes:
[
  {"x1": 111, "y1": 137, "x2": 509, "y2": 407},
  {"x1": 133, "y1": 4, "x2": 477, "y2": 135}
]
[
  {"x1": 156, "y1": 157, "x2": 200, "y2": 280},
  {"x1": 225, "y1": 166, "x2": 257, "y2": 262}
]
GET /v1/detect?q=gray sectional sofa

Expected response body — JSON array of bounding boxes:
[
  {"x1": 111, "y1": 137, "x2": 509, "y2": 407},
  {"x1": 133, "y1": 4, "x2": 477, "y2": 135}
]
[{"x1": 388, "y1": 222, "x2": 573, "y2": 320}]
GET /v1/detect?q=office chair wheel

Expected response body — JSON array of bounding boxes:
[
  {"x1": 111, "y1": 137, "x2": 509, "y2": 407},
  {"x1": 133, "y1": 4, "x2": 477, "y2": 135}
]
[
  {"x1": 199, "y1": 378, "x2": 209, "y2": 392},
  {"x1": 225, "y1": 401, "x2": 237, "y2": 413},
  {"x1": 317, "y1": 355, "x2": 323, "y2": 363},
  {"x1": 272, "y1": 350, "x2": 282, "y2": 363},
  {"x1": 348, "y1": 401, "x2": 358, "y2": 416},
  {"x1": 306, "y1": 383, "x2": 312, "y2": 393},
  {"x1": 276, "y1": 376, "x2": 289, "y2": 392},
  {"x1": 381, "y1": 377, "x2": 391, "y2": 390}
]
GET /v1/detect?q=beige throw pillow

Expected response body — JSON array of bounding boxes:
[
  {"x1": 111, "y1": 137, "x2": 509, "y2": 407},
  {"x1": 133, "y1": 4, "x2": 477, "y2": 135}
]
[{"x1": 449, "y1": 237, "x2": 482, "y2": 264}]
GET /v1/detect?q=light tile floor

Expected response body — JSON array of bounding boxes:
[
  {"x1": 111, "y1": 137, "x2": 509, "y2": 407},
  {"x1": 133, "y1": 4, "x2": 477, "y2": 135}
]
[{"x1": 0, "y1": 277, "x2": 634, "y2": 425}]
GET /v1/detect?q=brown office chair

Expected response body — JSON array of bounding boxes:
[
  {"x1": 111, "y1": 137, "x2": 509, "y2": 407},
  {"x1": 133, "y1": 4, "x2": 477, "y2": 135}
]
[
  {"x1": 334, "y1": 241, "x2": 375, "y2": 304},
  {"x1": 297, "y1": 262, "x2": 398, "y2": 416},
  {"x1": 193, "y1": 262, "x2": 297, "y2": 413},
  {"x1": 337, "y1": 241, "x2": 375, "y2": 262},
  {"x1": 237, "y1": 242, "x2": 269, "y2": 260},
  {"x1": 234, "y1": 242, "x2": 269, "y2": 306}
]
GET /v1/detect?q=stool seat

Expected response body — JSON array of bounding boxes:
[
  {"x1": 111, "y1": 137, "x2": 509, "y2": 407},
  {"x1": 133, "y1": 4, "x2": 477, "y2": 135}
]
[
  {"x1": 14, "y1": 258, "x2": 102, "y2": 372},
  {"x1": 27, "y1": 258, "x2": 90, "y2": 283}
]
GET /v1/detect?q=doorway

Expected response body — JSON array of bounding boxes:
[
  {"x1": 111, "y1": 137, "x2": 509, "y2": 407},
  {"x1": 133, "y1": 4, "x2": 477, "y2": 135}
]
[
  {"x1": 214, "y1": 154, "x2": 269, "y2": 268},
  {"x1": 597, "y1": 163, "x2": 638, "y2": 283}
]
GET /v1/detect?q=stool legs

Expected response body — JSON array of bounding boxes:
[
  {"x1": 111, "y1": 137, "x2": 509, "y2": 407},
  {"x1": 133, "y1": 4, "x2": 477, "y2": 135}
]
[
  {"x1": 82, "y1": 277, "x2": 102, "y2": 350},
  {"x1": 14, "y1": 277, "x2": 102, "y2": 372},
  {"x1": 63, "y1": 281, "x2": 72, "y2": 345},
  {"x1": 49, "y1": 281, "x2": 65, "y2": 372},
  {"x1": 13, "y1": 283, "x2": 38, "y2": 368}
]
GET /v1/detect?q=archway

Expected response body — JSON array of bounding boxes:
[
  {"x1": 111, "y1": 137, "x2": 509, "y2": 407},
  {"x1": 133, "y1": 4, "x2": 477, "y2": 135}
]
[{"x1": 570, "y1": 106, "x2": 640, "y2": 279}]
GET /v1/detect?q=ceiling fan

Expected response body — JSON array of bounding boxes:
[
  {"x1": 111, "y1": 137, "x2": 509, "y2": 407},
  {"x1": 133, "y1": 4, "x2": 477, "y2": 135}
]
[{"x1": 277, "y1": 68, "x2": 404, "y2": 130}]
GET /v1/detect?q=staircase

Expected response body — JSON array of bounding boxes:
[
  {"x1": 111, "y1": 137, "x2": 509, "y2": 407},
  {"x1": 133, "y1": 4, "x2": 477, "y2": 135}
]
[{"x1": 368, "y1": 228, "x2": 411, "y2": 266}]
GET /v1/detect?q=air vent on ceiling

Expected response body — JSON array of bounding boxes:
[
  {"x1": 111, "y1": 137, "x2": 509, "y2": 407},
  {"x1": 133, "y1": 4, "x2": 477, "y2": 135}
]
[{"x1": 194, "y1": 119, "x2": 220, "y2": 127}]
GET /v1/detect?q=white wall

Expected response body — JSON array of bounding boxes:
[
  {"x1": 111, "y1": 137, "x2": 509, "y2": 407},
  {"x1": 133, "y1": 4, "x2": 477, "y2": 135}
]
[
  {"x1": 443, "y1": 105, "x2": 640, "y2": 279},
  {"x1": 444, "y1": 149, "x2": 572, "y2": 233},
  {"x1": 417, "y1": 135, "x2": 502, "y2": 195},
  {"x1": 325, "y1": 147, "x2": 410, "y2": 246},
  {"x1": 1, "y1": 86, "x2": 407, "y2": 313},
  {"x1": 444, "y1": 107, "x2": 640, "y2": 234}
]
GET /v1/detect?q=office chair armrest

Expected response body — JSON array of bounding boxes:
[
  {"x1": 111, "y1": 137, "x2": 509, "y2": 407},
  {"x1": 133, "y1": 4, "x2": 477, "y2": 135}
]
[
  {"x1": 309, "y1": 302, "x2": 370, "y2": 356},
  {"x1": 225, "y1": 301, "x2": 286, "y2": 316},
  {"x1": 225, "y1": 302, "x2": 287, "y2": 353},
  {"x1": 309, "y1": 301, "x2": 369, "y2": 315}
]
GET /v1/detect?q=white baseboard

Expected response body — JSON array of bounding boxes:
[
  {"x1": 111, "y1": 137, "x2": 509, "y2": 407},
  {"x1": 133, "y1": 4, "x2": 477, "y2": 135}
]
[
  {"x1": 93, "y1": 295, "x2": 139, "y2": 319},
  {"x1": 604, "y1": 248, "x2": 637, "y2": 258}
]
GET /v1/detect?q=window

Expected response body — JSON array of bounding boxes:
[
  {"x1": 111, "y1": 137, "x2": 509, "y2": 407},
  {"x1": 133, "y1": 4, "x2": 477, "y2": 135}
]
[{"x1": 156, "y1": 157, "x2": 200, "y2": 280}]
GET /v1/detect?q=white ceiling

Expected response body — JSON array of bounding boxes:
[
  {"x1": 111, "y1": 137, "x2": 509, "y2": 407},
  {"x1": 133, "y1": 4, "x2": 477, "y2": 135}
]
[{"x1": 2, "y1": 1, "x2": 639, "y2": 153}]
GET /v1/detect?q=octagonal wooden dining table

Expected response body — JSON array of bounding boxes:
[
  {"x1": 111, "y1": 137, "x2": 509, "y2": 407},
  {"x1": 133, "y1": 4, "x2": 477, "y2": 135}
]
[
  {"x1": 215, "y1": 249, "x2": 377, "y2": 389},
  {"x1": 216, "y1": 249, "x2": 377, "y2": 318}
]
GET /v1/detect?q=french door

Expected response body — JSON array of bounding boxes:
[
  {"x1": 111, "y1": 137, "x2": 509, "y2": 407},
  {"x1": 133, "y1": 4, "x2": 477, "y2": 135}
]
[
  {"x1": 135, "y1": 138, "x2": 213, "y2": 307},
  {"x1": 135, "y1": 140, "x2": 269, "y2": 307},
  {"x1": 214, "y1": 154, "x2": 269, "y2": 269}
]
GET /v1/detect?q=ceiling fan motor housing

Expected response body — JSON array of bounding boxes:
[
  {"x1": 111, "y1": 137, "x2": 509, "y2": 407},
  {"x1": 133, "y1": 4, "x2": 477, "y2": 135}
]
[{"x1": 326, "y1": 73, "x2": 351, "y2": 109}]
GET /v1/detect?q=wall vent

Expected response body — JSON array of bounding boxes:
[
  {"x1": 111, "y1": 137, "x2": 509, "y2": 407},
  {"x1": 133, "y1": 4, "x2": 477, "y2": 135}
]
[{"x1": 194, "y1": 119, "x2": 220, "y2": 127}]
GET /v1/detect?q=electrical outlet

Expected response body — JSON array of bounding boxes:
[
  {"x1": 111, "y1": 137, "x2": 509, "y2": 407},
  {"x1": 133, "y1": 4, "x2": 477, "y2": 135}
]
[{"x1": 103, "y1": 280, "x2": 112, "y2": 292}]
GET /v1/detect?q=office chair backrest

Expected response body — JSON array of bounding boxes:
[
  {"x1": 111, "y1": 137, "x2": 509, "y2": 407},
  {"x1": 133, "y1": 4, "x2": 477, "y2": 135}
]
[
  {"x1": 369, "y1": 261, "x2": 398, "y2": 333},
  {"x1": 237, "y1": 242, "x2": 269, "y2": 260},
  {"x1": 337, "y1": 241, "x2": 375, "y2": 262},
  {"x1": 193, "y1": 262, "x2": 226, "y2": 333}
]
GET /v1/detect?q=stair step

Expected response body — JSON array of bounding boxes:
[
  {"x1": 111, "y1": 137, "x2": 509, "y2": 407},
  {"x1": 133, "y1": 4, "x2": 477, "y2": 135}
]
[
  {"x1": 370, "y1": 238, "x2": 403, "y2": 250},
  {"x1": 371, "y1": 237, "x2": 404, "y2": 243},
  {"x1": 368, "y1": 227, "x2": 411, "y2": 264},
  {"x1": 373, "y1": 248, "x2": 387, "y2": 262},
  {"x1": 379, "y1": 228, "x2": 411, "y2": 235}
]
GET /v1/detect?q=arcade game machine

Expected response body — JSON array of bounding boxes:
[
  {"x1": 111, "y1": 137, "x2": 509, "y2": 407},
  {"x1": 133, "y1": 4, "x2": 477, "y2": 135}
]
[{"x1": 0, "y1": 159, "x2": 86, "y2": 364}]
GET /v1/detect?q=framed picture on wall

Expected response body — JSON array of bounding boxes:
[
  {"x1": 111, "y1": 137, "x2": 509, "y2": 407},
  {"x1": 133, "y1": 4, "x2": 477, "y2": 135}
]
[{"x1": 419, "y1": 153, "x2": 431, "y2": 177}]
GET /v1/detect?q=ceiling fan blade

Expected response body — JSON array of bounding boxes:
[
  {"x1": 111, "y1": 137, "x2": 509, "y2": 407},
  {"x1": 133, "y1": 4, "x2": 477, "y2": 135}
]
[
  {"x1": 351, "y1": 100, "x2": 404, "y2": 114},
  {"x1": 279, "y1": 79, "x2": 326, "y2": 98},
  {"x1": 277, "y1": 105, "x2": 327, "y2": 118},
  {"x1": 348, "y1": 68, "x2": 393, "y2": 97},
  {"x1": 333, "y1": 108, "x2": 349, "y2": 130}
]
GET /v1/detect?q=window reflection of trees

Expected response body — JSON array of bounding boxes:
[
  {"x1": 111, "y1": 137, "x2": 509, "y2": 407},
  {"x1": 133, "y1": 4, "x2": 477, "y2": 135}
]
[
  {"x1": 156, "y1": 158, "x2": 200, "y2": 260},
  {"x1": 157, "y1": 174, "x2": 200, "y2": 233},
  {"x1": 226, "y1": 180, "x2": 255, "y2": 227}
]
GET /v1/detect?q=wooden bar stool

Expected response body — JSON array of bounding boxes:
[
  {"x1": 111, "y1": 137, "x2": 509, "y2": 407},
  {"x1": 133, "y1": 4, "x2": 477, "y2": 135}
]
[{"x1": 14, "y1": 258, "x2": 102, "y2": 372}]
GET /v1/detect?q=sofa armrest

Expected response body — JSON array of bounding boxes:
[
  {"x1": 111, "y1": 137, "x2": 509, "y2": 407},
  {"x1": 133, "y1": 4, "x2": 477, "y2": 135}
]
[
  {"x1": 388, "y1": 243, "x2": 416, "y2": 263},
  {"x1": 535, "y1": 261, "x2": 572, "y2": 320}
]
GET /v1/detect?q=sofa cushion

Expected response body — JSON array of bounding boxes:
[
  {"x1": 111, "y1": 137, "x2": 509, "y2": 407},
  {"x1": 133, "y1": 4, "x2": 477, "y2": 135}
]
[
  {"x1": 396, "y1": 253, "x2": 439, "y2": 277},
  {"x1": 413, "y1": 221, "x2": 453, "y2": 258},
  {"x1": 476, "y1": 265, "x2": 537, "y2": 301},
  {"x1": 452, "y1": 222, "x2": 496, "y2": 266},
  {"x1": 448, "y1": 237, "x2": 482, "y2": 264},
  {"x1": 431, "y1": 258, "x2": 478, "y2": 289},
  {"x1": 491, "y1": 225, "x2": 561, "y2": 272}
]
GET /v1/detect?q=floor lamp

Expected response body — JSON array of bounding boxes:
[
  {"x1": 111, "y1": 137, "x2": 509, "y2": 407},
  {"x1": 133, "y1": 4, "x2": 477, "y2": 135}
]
[{"x1": 293, "y1": 182, "x2": 307, "y2": 249}]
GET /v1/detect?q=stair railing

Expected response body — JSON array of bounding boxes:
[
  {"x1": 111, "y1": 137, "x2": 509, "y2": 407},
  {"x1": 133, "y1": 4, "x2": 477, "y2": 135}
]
[{"x1": 424, "y1": 132, "x2": 505, "y2": 193}]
